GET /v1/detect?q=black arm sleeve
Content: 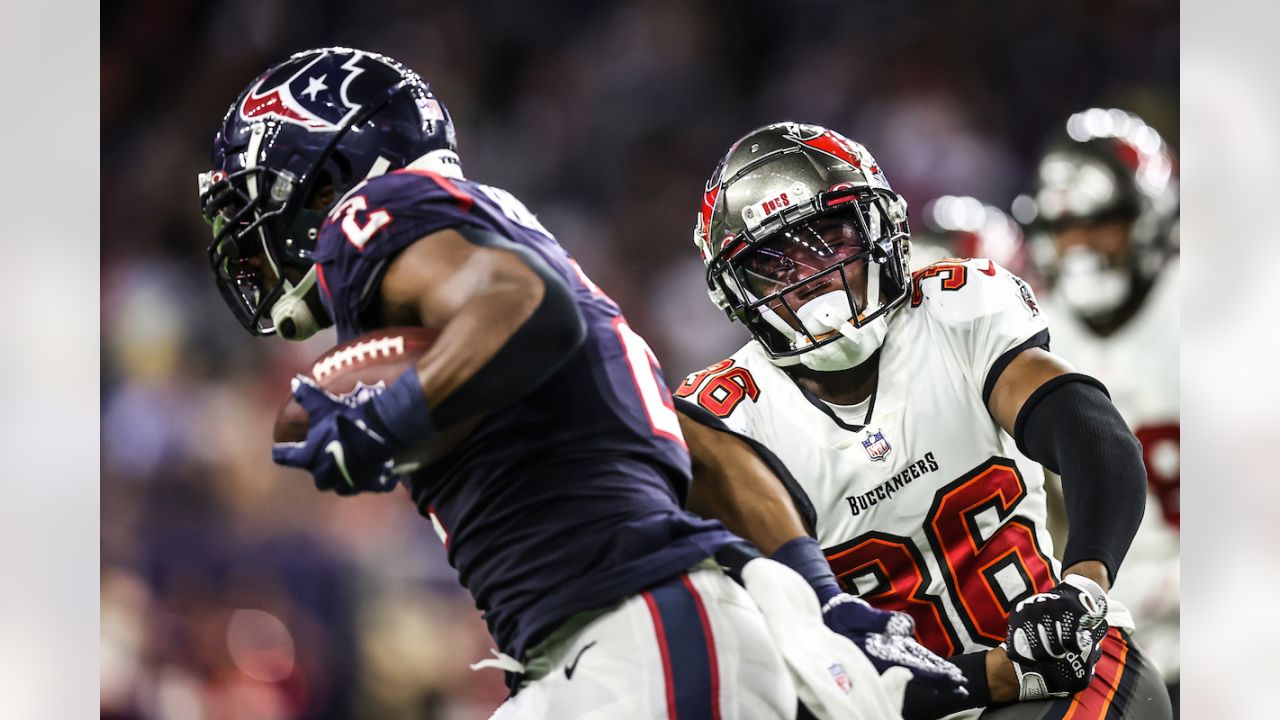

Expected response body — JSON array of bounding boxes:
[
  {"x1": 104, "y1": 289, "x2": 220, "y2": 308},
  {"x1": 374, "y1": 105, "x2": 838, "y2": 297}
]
[
  {"x1": 429, "y1": 226, "x2": 587, "y2": 428},
  {"x1": 1014, "y1": 374, "x2": 1147, "y2": 581}
]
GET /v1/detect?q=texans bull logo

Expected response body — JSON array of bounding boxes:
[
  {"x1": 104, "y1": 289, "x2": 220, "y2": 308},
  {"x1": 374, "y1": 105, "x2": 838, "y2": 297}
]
[{"x1": 239, "y1": 52, "x2": 366, "y2": 132}]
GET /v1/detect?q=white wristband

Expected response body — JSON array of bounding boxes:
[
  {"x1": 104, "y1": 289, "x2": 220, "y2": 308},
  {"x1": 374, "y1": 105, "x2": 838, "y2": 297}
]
[{"x1": 1063, "y1": 573, "x2": 1108, "y2": 617}]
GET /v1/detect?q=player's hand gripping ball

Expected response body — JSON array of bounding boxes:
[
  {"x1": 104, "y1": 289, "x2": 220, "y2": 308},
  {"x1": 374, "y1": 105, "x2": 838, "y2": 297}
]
[
  {"x1": 273, "y1": 328, "x2": 482, "y2": 492},
  {"x1": 274, "y1": 375, "x2": 400, "y2": 494},
  {"x1": 1002, "y1": 573, "x2": 1109, "y2": 700}
]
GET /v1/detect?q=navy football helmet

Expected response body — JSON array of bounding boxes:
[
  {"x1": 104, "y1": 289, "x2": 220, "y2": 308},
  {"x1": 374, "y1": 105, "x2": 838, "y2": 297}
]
[{"x1": 198, "y1": 47, "x2": 458, "y2": 339}]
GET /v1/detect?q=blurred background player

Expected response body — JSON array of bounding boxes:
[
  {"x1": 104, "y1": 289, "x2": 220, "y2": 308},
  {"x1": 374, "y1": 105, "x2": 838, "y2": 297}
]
[
  {"x1": 911, "y1": 196, "x2": 1043, "y2": 295},
  {"x1": 1013, "y1": 108, "x2": 1180, "y2": 715}
]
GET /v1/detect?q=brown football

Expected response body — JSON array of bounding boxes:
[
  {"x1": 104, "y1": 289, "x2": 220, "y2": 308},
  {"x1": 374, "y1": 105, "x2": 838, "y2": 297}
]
[{"x1": 274, "y1": 327, "x2": 482, "y2": 474}]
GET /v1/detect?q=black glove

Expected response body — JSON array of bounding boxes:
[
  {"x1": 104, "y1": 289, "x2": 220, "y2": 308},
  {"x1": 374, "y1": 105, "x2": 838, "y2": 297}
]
[{"x1": 1003, "y1": 574, "x2": 1109, "y2": 700}]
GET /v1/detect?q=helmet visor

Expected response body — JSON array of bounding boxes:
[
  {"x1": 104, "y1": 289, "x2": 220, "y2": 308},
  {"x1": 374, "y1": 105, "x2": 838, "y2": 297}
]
[
  {"x1": 732, "y1": 215, "x2": 882, "y2": 336},
  {"x1": 739, "y1": 216, "x2": 869, "y2": 301}
]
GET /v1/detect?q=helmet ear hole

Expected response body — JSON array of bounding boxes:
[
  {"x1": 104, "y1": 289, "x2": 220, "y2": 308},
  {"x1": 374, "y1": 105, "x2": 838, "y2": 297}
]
[
  {"x1": 328, "y1": 150, "x2": 353, "y2": 187},
  {"x1": 305, "y1": 175, "x2": 337, "y2": 212}
]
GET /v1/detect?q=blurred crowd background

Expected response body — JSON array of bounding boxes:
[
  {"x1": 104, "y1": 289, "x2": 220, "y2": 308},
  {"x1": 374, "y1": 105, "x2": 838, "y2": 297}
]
[{"x1": 101, "y1": 1, "x2": 1177, "y2": 718}]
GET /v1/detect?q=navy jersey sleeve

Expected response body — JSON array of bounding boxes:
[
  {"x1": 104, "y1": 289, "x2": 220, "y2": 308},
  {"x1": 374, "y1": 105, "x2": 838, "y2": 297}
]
[
  {"x1": 312, "y1": 169, "x2": 491, "y2": 340},
  {"x1": 305, "y1": 173, "x2": 737, "y2": 660}
]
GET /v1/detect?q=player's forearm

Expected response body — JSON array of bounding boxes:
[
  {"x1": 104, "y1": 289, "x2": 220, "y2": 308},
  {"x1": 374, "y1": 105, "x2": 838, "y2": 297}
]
[
  {"x1": 415, "y1": 279, "x2": 545, "y2": 406},
  {"x1": 985, "y1": 646, "x2": 1019, "y2": 703},
  {"x1": 683, "y1": 413, "x2": 809, "y2": 555},
  {"x1": 369, "y1": 227, "x2": 588, "y2": 441},
  {"x1": 902, "y1": 650, "x2": 1009, "y2": 718},
  {"x1": 686, "y1": 477, "x2": 809, "y2": 556},
  {"x1": 367, "y1": 281, "x2": 555, "y2": 447},
  {"x1": 417, "y1": 266, "x2": 585, "y2": 430}
]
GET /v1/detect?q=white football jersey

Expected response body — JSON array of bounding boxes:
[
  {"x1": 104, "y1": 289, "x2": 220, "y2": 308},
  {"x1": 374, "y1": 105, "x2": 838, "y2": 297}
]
[
  {"x1": 1042, "y1": 259, "x2": 1179, "y2": 681},
  {"x1": 677, "y1": 258, "x2": 1134, "y2": 660}
]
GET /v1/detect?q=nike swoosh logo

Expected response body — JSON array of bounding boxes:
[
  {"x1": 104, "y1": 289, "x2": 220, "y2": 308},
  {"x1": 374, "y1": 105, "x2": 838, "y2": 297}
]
[
  {"x1": 324, "y1": 441, "x2": 356, "y2": 488},
  {"x1": 564, "y1": 640, "x2": 597, "y2": 680},
  {"x1": 980, "y1": 260, "x2": 997, "y2": 276}
]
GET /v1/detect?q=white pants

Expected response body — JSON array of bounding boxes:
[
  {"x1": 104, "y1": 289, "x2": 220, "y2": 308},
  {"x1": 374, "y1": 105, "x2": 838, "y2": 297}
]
[
  {"x1": 489, "y1": 563, "x2": 797, "y2": 720},
  {"x1": 487, "y1": 559, "x2": 909, "y2": 720}
]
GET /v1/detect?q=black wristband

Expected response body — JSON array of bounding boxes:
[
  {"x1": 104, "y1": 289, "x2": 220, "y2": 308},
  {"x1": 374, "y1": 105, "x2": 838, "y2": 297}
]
[
  {"x1": 367, "y1": 367, "x2": 436, "y2": 448},
  {"x1": 429, "y1": 226, "x2": 587, "y2": 428},
  {"x1": 769, "y1": 536, "x2": 841, "y2": 604}
]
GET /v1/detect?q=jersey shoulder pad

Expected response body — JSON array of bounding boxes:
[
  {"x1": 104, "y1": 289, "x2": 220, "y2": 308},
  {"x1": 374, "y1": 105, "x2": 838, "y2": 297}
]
[
  {"x1": 312, "y1": 171, "x2": 493, "y2": 339},
  {"x1": 314, "y1": 169, "x2": 484, "y2": 265},
  {"x1": 907, "y1": 258, "x2": 1049, "y2": 393},
  {"x1": 909, "y1": 257, "x2": 1044, "y2": 328},
  {"x1": 673, "y1": 346, "x2": 765, "y2": 433}
]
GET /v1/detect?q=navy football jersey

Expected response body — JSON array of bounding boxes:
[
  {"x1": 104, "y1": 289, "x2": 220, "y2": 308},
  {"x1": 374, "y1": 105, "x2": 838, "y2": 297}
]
[{"x1": 312, "y1": 169, "x2": 738, "y2": 659}]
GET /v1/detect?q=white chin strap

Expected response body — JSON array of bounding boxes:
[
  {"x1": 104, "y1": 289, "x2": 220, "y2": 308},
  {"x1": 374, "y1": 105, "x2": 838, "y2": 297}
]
[
  {"x1": 270, "y1": 266, "x2": 324, "y2": 341},
  {"x1": 788, "y1": 295, "x2": 888, "y2": 372},
  {"x1": 1056, "y1": 247, "x2": 1130, "y2": 318}
]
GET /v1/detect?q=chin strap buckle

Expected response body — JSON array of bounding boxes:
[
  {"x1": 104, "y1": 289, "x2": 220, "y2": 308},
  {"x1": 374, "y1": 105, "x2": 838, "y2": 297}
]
[{"x1": 270, "y1": 267, "x2": 324, "y2": 340}]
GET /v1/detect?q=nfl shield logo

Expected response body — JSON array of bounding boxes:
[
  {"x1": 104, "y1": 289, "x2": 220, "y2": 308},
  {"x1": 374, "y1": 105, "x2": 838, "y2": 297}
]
[
  {"x1": 828, "y1": 662, "x2": 852, "y2": 693},
  {"x1": 861, "y1": 429, "x2": 891, "y2": 462}
]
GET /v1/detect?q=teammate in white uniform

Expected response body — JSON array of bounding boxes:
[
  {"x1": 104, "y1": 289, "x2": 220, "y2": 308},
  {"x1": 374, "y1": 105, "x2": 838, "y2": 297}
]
[
  {"x1": 674, "y1": 123, "x2": 1172, "y2": 719},
  {"x1": 1019, "y1": 108, "x2": 1180, "y2": 713},
  {"x1": 910, "y1": 195, "x2": 1042, "y2": 296}
]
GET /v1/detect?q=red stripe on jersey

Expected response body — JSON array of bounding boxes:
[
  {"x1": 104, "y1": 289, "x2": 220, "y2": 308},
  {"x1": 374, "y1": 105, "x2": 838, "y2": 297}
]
[
  {"x1": 315, "y1": 263, "x2": 332, "y2": 301},
  {"x1": 425, "y1": 504, "x2": 452, "y2": 550},
  {"x1": 395, "y1": 168, "x2": 475, "y2": 211}
]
